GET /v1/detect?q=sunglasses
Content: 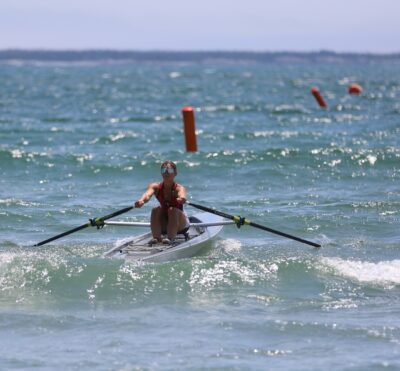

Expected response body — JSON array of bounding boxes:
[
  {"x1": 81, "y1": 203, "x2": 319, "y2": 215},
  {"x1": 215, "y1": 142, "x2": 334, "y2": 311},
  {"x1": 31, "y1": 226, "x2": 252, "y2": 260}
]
[{"x1": 161, "y1": 167, "x2": 175, "y2": 174}]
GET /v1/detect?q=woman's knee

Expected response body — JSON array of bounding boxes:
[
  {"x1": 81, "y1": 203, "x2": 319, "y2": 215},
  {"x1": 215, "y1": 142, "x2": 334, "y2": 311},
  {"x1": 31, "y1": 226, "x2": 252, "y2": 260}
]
[
  {"x1": 167, "y1": 207, "x2": 177, "y2": 216},
  {"x1": 151, "y1": 206, "x2": 162, "y2": 217},
  {"x1": 168, "y1": 208, "x2": 186, "y2": 225}
]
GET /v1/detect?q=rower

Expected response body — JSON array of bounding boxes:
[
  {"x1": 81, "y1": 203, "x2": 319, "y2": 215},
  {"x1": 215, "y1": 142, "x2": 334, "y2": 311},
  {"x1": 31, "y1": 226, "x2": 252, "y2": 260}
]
[{"x1": 134, "y1": 160, "x2": 190, "y2": 245}]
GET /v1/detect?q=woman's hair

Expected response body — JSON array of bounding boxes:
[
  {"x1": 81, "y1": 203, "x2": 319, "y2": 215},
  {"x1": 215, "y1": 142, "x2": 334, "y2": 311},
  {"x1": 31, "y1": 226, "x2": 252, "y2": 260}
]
[{"x1": 161, "y1": 160, "x2": 177, "y2": 174}]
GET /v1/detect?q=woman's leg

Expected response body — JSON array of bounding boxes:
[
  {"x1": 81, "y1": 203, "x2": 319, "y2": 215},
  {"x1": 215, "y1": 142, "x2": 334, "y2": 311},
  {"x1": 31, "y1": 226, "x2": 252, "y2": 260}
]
[
  {"x1": 166, "y1": 207, "x2": 188, "y2": 240},
  {"x1": 151, "y1": 206, "x2": 165, "y2": 241}
]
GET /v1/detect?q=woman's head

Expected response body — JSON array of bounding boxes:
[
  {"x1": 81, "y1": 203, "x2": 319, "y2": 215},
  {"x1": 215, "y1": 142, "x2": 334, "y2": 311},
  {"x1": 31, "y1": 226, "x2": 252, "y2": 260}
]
[{"x1": 160, "y1": 160, "x2": 177, "y2": 176}]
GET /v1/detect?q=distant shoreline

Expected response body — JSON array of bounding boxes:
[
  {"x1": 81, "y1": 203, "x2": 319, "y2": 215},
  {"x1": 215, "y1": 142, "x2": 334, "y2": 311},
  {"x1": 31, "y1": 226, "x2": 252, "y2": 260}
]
[{"x1": 1, "y1": 49, "x2": 400, "y2": 64}]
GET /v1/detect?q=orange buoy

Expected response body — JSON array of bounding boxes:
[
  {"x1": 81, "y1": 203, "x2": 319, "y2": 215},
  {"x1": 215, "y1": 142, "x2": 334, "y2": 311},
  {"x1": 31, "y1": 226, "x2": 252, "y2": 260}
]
[
  {"x1": 311, "y1": 87, "x2": 327, "y2": 108},
  {"x1": 348, "y1": 83, "x2": 363, "y2": 95},
  {"x1": 182, "y1": 106, "x2": 198, "y2": 152}
]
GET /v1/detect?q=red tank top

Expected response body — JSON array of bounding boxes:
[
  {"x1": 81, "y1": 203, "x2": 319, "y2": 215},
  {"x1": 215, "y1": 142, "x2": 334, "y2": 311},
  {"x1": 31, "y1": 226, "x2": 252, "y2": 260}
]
[{"x1": 155, "y1": 182, "x2": 183, "y2": 211}]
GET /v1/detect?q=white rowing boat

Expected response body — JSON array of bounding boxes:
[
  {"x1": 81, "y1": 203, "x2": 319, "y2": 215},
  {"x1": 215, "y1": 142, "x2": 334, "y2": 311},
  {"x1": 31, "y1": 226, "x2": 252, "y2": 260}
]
[{"x1": 103, "y1": 212, "x2": 235, "y2": 263}]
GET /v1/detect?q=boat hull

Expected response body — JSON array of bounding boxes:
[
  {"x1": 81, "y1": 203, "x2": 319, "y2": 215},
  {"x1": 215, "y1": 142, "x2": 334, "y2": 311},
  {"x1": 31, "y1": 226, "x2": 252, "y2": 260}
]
[{"x1": 103, "y1": 212, "x2": 223, "y2": 263}]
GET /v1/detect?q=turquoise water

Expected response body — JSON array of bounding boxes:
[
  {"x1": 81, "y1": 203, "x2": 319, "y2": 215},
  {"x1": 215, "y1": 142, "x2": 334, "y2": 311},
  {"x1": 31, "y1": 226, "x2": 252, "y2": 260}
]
[{"x1": 1, "y1": 60, "x2": 400, "y2": 369}]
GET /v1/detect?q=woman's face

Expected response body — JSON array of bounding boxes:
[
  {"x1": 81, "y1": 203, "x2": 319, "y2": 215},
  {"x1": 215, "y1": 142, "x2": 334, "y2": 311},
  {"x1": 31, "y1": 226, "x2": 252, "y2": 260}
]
[{"x1": 161, "y1": 165, "x2": 176, "y2": 180}]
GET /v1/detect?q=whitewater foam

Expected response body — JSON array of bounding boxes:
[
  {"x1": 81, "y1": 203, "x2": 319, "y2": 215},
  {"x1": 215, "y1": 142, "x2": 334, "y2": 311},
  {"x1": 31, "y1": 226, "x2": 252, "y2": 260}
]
[{"x1": 320, "y1": 257, "x2": 400, "y2": 288}]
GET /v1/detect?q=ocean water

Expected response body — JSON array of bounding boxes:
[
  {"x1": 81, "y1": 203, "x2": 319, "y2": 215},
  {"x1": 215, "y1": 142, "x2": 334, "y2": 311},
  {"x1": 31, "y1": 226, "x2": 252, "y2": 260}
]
[{"x1": 1, "y1": 58, "x2": 399, "y2": 370}]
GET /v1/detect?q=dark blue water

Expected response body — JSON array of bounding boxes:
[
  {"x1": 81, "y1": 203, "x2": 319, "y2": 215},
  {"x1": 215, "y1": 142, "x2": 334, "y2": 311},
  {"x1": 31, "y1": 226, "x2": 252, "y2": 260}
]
[{"x1": 1, "y1": 59, "x2": 399, "y2": 369}]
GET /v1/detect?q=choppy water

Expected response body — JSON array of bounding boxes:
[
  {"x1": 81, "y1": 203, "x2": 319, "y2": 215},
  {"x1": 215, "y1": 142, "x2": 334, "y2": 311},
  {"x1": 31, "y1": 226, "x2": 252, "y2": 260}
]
[{"x1": 1, "y1": 59, "x2": 399, "y2": 370}]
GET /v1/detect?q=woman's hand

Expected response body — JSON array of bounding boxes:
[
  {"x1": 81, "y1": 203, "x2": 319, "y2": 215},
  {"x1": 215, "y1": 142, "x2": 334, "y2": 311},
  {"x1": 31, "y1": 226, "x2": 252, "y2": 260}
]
[{"x1": 135, "y1": 200, "x2": 145, "y2": 208}]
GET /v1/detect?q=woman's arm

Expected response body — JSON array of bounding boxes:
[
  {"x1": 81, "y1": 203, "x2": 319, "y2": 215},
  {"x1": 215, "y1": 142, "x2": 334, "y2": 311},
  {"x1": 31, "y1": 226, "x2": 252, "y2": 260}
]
[
  {"x1": 176, "y1": 184, "x2": 187, "y2": 204},
  {"x1": 135, "y1": 183, "x2": 158, "y2": 208}
]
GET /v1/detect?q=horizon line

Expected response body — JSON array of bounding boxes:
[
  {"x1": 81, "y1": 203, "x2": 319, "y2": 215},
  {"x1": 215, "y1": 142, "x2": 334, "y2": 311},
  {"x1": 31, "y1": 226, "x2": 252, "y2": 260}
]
[{"x1": 1, "y1": 48, "x2": 400, "y2": 55}]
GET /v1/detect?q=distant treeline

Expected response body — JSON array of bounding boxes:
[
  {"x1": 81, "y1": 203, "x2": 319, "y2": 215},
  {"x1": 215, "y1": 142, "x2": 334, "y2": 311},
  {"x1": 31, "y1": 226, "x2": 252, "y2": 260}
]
[{"x1": 1, "y1": 50, "x2": 400, "y2": 64}]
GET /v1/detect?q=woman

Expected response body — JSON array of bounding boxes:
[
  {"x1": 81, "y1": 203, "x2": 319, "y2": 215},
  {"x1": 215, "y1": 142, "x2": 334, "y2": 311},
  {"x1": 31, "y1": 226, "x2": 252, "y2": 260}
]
[{"x1": 135, "y1": 160, "x2": 190, "y2": 244}]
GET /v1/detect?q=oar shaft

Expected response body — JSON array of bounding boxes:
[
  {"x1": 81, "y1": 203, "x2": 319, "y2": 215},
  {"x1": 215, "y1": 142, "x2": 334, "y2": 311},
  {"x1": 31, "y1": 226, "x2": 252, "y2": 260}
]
[
  {"x1": 186, "y1": 202, "x2": 232, "y2": 219},
  {"x1": 249, "y1": 221, "x2": 320, "y2": 248},
  {"x1": 187, "y1": 201, "x2": 321, "y2": 248},
  {"x1": 34, "y1": 222, "x2": 89, "y2": 246},
  {"x1": 101, "y1": 206, "x2": 134, "y2": 221},
  {"x1": 34, "y1": 205, "x2": 135, "y2": 247},
  {"x1": 104, "y1": 220, "x2": 236, "y2": 227}
]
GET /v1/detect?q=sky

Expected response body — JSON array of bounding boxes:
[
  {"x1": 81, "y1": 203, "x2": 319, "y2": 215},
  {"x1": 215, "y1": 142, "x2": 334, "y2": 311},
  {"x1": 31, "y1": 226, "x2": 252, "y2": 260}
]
[{"x1": 1, "y1": 0, "x2": 399, "y2": 53}]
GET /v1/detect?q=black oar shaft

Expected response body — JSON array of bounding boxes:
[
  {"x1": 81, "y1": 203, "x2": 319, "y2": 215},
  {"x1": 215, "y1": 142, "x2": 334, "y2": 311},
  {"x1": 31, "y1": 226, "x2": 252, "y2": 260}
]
[
  {"x1": 187, "y1": 202, "x2": 232, "y2": 219},
  {"x1": 34, "y1": 223, "x2": 90, "y2": 246},
  {"x1": 248, "y1": 221, "x2": 320, "y2": 248},
  {"x1": 101, "y1": 206, "x2": 134, "y2": 221},
  {"x1": 187, "y1": 201, "x2": 320, "y2": 248},
  {"x1": 34, "y1": 206, "x2": 134, "y2": 247}
]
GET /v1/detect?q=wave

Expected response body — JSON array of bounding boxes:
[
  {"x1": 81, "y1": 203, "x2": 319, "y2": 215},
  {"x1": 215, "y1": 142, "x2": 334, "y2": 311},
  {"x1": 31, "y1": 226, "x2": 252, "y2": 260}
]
[
  {"x1": 197, "y1": 103, "x2": 310, "y2": 115},
  {"x1": 319, "y1": 257, "x2": 400, "y2": 288},
  {"x1": 0, "y1": 244, "x2": 281, "y2": 308},
  {"x1": 270, "y1": 104, "x2": 310, "y2": 115},
  {"x1": 2, "y1": 240, "x2": 400, "y2": 313},
  {"x1": 41, "y1": 117, "x2": 73, "y2": 123},
  {"x1": 87, "y1": 131, "x2": 139, "y2": 144},
  {"x1": 0, "y1": 198, "x2": 41, "y2": 207}
]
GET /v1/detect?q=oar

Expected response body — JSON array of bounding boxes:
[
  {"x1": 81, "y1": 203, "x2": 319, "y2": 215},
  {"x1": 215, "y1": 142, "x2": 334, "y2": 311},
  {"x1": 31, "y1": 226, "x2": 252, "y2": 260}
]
[
  {"x1": 34, "y1": 206, "x2": 134, "y2": 246},
  {"x1": 187, "y1": 201, "x2": 321, "y2": 248}
]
